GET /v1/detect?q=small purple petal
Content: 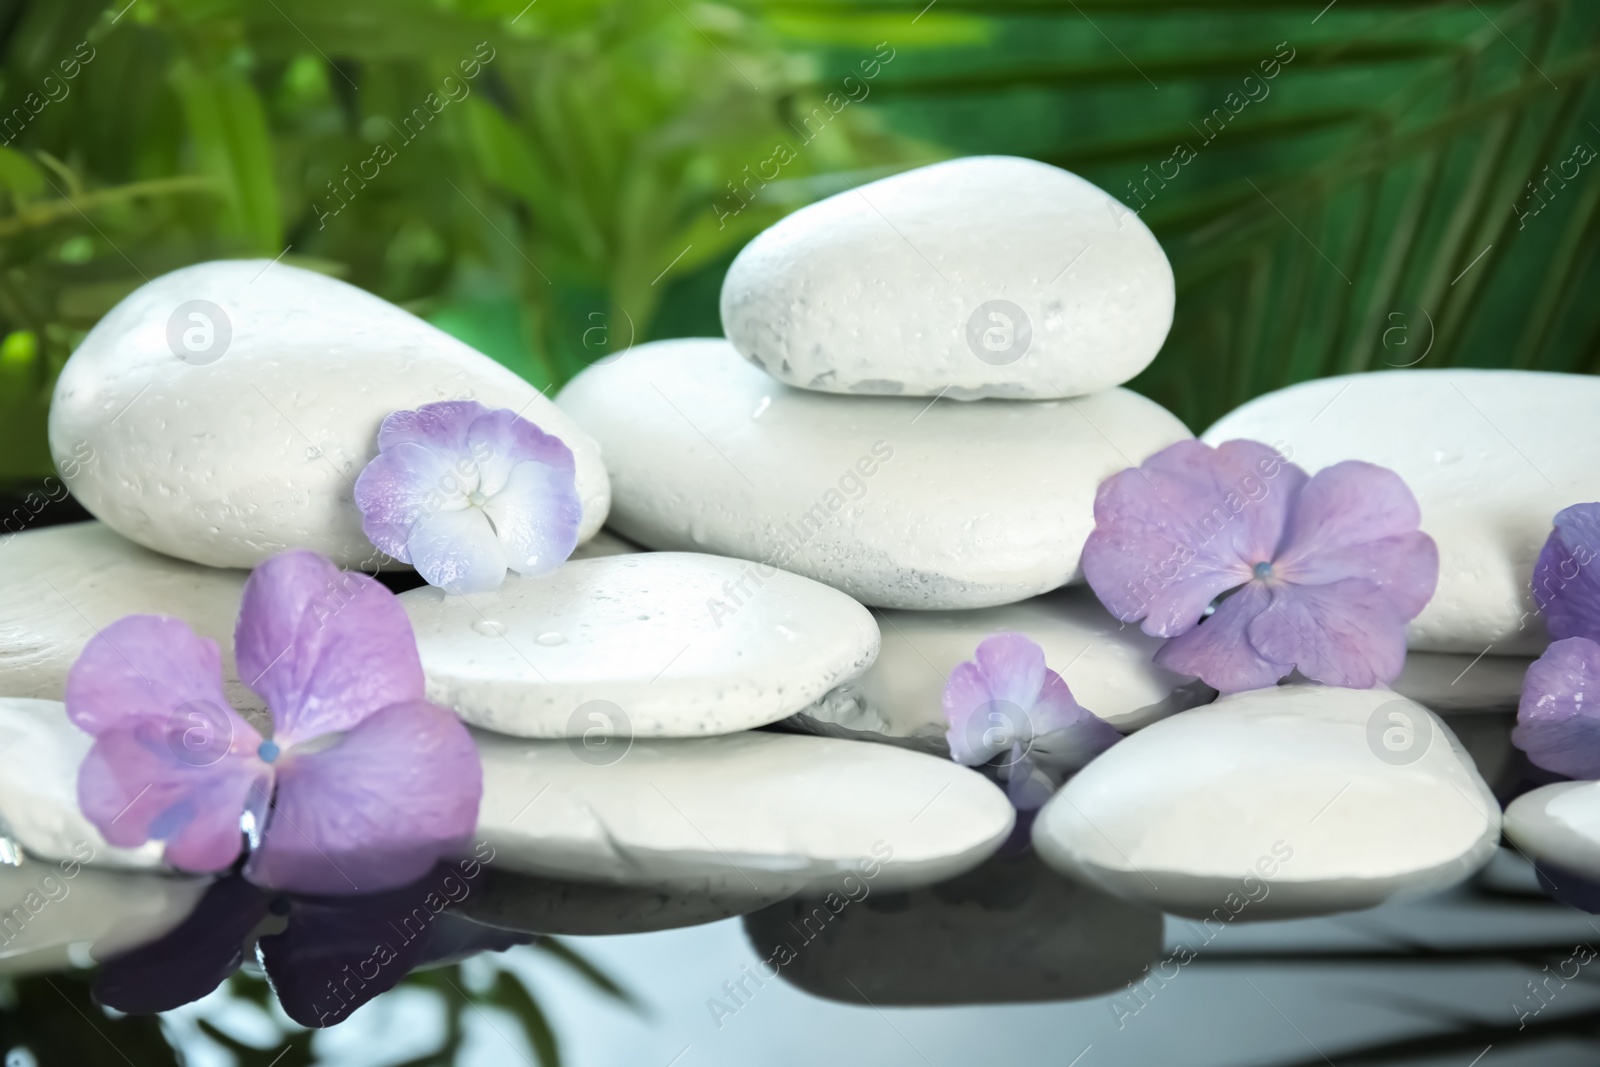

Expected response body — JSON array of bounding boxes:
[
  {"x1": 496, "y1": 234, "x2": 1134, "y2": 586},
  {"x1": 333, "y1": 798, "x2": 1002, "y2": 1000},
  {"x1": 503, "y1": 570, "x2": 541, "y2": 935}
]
[
  {"x1": 1082, "y1": 439, "x2": 1307, "y2": 637},
  {"x1": 1272, "y1": 461, "x2": 1438, "y2": 620},
  {"x1": 65, "y1": 615, "x2": 231, "y2": 736},
  {"x1": 375, "y1": 400, "x2": 488, "y2": 453},
  {"x1": 78, "y1": 718, "x2": 266, "y2": 872},
  {"x1": 406, "y1": 507, "x2": 509, "y2": 593},
  {"x1": 1512, "y1": 637, "x2": 1600, "y2": 779},
  {"x1": 1247, "y1": 578, "x2": 1408, "y2": 689},
  {"x1": 942, "y1": 660, "x2": 998, "y2": 766},
  {"x1": 1154, "y1": 582, "x2": 1289, "y2": 694},
  {"x1": 235, "y1": 550, "x2": 426, "y2": 746},
  {"x1": 466, "y1": 406, "x2": 577, "y2": 499},
  {"x1": 353, "y1": 441, "x2": 473, "y2": 564},
  {"x1": 1003, "y1": 759, "x2": 1057, "y2": 811},
  {"x1": 1028, "y1": 670, "x2": 1122, "y2": 775},
  {"x1": 483, "y1": 462, "x2": 582, "y2": 576},
  {"x1": 973, "y1": 633, "x2": 1047, "y2": 710},
  {"x1": 245, "y1": 701, "x2": 482, "y2": 895},
  {"x1": 1532, "y1": 504, "x2": 1600, "y2": 644}
]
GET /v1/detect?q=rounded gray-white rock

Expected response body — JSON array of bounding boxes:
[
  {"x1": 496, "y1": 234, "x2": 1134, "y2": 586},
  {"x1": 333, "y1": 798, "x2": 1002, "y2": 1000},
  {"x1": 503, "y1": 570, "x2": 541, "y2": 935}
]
[
  {"x1": 720, "y1": 156, "x2": 1174, "y2": 400},
  {"x1": 740, "y1": 850, "x2": 1163, "y2": 1006},
  {"x1": 0, "y1": 862, "x2": 206, "y2": 976},
  {"x1": 0, "y1": 698, "x2": 164, "y2": 871},
  {"x1": 794, "y1": 584, "x2": 1210, "y2": 751},
  {"x1": 556, "y1": 338, "x2": 1191, "y2": 610},
  {"x1": 401, "y1": 552, "x2": 879, "y2": 738},
  {"x1": 1503, "y1": 782, "x2": 1600, "y2": 882},
  {"x1": 0, "y1": 522, "x2": 258, "y2": 713},
  {"x1": 49, "y1": 260, "x2": 610, "y2": 570},
  {"x1": 474, "y1": 729, "x2": 1014, "y2": 895},
  {"x1": 1390, "y1": 652, "x2": 1531, "y2": 713},
  {"x1": 1032, "y1": 685, "x2": 1501, "y2": 919},
  {"x1": 459, "y1": 867, "x2": 787, "y2": 937},
  {"x1": 1203, "y1": 370, "x2": 1600, "y2": 655}
]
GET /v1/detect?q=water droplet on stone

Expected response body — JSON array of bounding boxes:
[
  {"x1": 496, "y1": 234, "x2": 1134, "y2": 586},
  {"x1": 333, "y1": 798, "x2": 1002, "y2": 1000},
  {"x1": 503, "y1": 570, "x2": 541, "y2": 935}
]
[
  {"x1": 776, "y1": 624, "x2": 797, "y2": 639},
  {"x1": 688, "y1": 522, "x2": 708, "y2": 545},
  {"x1": 752, "y1": 396, "x2": 772, "y2": 420},
  {"x1": 305, "y1": 446, "x2": 322, "y2": 460},
  {"x1": 537, "y1": 631, "x2": 566, "y2": 646},
  {"x1": 473, "y1": 619, "x2": 507, "y2": 637}
]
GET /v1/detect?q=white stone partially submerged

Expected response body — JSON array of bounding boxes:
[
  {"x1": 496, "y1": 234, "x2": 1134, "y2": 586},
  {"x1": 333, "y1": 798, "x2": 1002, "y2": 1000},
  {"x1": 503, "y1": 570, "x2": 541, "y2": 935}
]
[
  {"x1": 402, "y1": 552, "x2": 879, "y2": 738},
  {"x1": 720, "y1": 156, "x2": 1174, "y2": 400},
  {"x1": 1033, "y1": 685, "x2": 1501, "y2": 919},
  {"x1": 1503, "y1": 782, "x2": 1600, "y2": 882},
  {"x1": 0, "y1": 698, "x2": 164, "y2": 871},
  {"x1": 795, "y1": 584, "x2": 1209, "y2": 750},
  {"x1": 0, "y1": 523, "x2": 257, "y2": 713},
  {"x1": 1203, "y1": 370, "x2": 1600, "y2": 655},
  {"x1": 459, "y1": 868, "x2": 786, "y2": 936},
  {"x1": 557, "y1": 338, "x2": 1191, "y2": 610},
  {"x1": 1390, "y1": 652, "x2": 1531, "y2": 713},
  {"x1": 50, "y1": 260, "x2": 610, "y2": 570},
  {"x1": 474, "y1": 729, "x2": 1013, "y2": 895}
]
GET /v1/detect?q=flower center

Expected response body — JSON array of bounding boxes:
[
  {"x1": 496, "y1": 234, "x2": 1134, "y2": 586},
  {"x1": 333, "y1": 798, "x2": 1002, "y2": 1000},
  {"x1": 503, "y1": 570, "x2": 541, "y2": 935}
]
[
  {"x1": 468, "y1": 489, "x2": 488, "y2": 508},
  {"x1": 1252, "y1": 561, "x2": 1274, "y2": 581},
  {"x1": 257, "y1": 740, "x2": 281, "y2": 763}
]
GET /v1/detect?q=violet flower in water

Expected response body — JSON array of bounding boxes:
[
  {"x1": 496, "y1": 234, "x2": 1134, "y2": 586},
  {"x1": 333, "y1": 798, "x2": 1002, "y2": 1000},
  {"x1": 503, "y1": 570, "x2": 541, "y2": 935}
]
[
  {"x1": 943, "y1": 633, "x2": 1121, "y2": 809},
  {"x1": 1081, "y1": 439, "x2": 1438, "y2": 694},
  {"x1": 67, "y1": 550, "x2": 482, "y2": 895},
  {"x1": 354, "y1": 400, "x2": 582, "y2": 594},
  {"x1": 1513, "y1": 503, "x2": 1600, "y2": 779}
]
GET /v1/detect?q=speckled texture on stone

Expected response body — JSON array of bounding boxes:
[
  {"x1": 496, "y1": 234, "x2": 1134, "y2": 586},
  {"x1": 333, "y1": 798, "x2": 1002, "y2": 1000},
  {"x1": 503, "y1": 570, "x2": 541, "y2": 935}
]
[
  {"x1": 556, "y1": 338, "x2": 1192, "y2": 610},
  {"x1": 474, "y1": 729, "x2": 1014, "y2": 895},
  {"x1": 50, "y1": 260, "x2": 609, "y2": 569},
  {"x1": 720, "y1": 156, "x2": 1174, "y2": 399},
  {"x1": 402, "y1": 552, "x2": 879, "y2": 738},
  {"x1": 1033, "y1": 685, "x2": 1501, "y2": 919},
  {"x1": 1203, "y1": 370, "x2": 1600, "y2": 655}
]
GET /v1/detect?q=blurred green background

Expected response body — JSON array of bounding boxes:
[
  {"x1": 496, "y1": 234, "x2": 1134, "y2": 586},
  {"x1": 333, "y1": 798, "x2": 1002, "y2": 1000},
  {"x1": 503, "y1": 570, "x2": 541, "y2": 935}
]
[{"x1": 1, "y1": 0, "x2": 1597, "y2": 486}]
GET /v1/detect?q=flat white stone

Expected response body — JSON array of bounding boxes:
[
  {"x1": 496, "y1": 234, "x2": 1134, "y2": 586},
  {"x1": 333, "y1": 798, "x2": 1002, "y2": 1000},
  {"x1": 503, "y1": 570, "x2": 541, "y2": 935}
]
[
  {"x1": 1390, "y1": 652, "x2": 1531, "y2": 713},
  {"x1": 1033, "y1": 685, "x2": 1501, "y2": 919},
  {"x1": 0, "y1": 862, "x2": 207, "y2": 975},
  {"x1": 402, "y1": 552, "x2": 879, "y2": 738},
  {"x1": 50, "y1": 260, "x2": 609, "y2": 570},
  {"x1": 720, "y1": 156, "x2": 1174, "y2": 399},
  {"x1": 0, "y1": 699, "x2": 165, "y2": 871},
  {"x1": 795, "y1": 584, "x2": 1210, "y2": 751},
  {"x1": 474, "y1": 729, "x2": 1014, "y2": 895},
  {"x1": 460, "y1": 868, "x2": 786, "y2": 936},
  {"x1": 0, "y1": 523, "x2": 258, "y2": 713},
  {"x1": 557, "y1": 338, "x2": 1191, "y2": 610},
  {"x1": 1504, "y1": 782, "x2": 1600, "y2": 882},
  {"x1": 1203, "y1": 370, "x2": 1600, "y2": 655},
  {"x1": 740, "y1": 851, "x2": 1163, "y2": 1005}
]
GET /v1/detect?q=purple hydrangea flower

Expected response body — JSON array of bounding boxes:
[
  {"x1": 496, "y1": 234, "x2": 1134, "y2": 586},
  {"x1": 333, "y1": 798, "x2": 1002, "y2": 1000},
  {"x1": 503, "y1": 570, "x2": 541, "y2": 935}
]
[
  {"x1": 942, "y1": 633, "x2": 1121, "y2": 809},
  {"x1": 1081, "y1": 439, "x2": 1438, "y2": 694},
  {"x1": 1512, "y1": 637, "x2": 1600, "y2": 780},
  {"x1": 354, "y1": 400, "x2": 582, "y2": 594},
  {"x1": 67, "y1": 550, "x2": 482, "y2": 895},
  {"x1": 1532, "y1": 503, "x2": 1600, "y2": 643}
]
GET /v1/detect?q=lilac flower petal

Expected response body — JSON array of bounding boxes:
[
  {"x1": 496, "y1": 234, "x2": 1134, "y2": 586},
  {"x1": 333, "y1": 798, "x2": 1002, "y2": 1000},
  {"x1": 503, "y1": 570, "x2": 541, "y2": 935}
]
[
  {"x1": 1532, "y1": 504, "x2": 1600, "y2": 644},
  {"x1": 235, "y1": 550, "x2": 426, "y2": 746},
  {"x1": 245, "y1": 701, "x2": 482, "y2": 895},
  {"x1": 942, "y1": 660, "x2": 1000, "y2": 766},
  {"x1": 973, "y1": 633, "x2": 1047, "y2": 710},
  {"x1": 483, "y1": 461, "x2": 582, "y2": 575},
  {"x1": 353, "y1": 441, "x2": 473, "y2": 564},
  {"x1": 1512, "y1": 637, "x2": 1600, "y2": 779},
  {"x1": 1082, "y1": 439, "x2": 1307, "y2": 637},
  {"x1": 1028, "y1": 670, "x2": 1121, "y2": 774},
  {"x1": 78, "y1": 719, "x2": 265, "y2": 872},
  {"x1": 1003, "y1": 758, "x2": 1058, "y2": 811},
  {"x1": 65, "y1": 615, "x2": 231, "y2": 736},
  {"x1": 1272, "y1": 461, "x2": 1438, "y2": 619},
  {"x1": 465, "y1": 406, "x2": 577, "y2": 499},
  {"x1": 375, "y1": 399, "x2": 487, "y2": 453},
  {"x1": 1154, "y1": 582, "x2": 1289, "y2": 694},
  {"x1": 1247, "y1": 578, "x2": 1408, "y2": 689},
  {"x1": 406, "y1": 507, "x2": 508, "y2": 594}
]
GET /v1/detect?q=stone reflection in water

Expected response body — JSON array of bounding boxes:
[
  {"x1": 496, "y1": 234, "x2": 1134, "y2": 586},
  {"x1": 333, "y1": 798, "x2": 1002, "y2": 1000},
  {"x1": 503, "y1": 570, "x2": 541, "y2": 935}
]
[
  {"x1": 459, "y1": 867, "x2": 790, "y2": 936},
  {"x1": 741, "y1": 849, "x2": 1163, "y2": 1005},
  {"x1": 94, "y1": 855, "x2": 530, "y2": 1027}
]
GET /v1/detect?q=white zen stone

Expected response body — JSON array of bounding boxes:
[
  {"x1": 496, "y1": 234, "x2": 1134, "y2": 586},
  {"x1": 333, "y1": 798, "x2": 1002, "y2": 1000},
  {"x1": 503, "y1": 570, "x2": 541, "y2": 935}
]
[
  {"x1": 0, "y1": 699, "x2": 164, "y2": 871},
  {"x1": 402, "y1": 552, "x2": 879, "y2": 738},
  {"x1": 1033, "y1": 685, "x2": 1500, "y2": 919},
  {"x1": 50, "y1": 260, "x2": 609, "y2": 570},
  {"x1": 1203, "y1": 370, "x2": 1600, "y2": 655},
  {"x1": 1503, "y1": 782, "x2": 1600, "y2": 882},
  {"x1": 0, "y1": 863, "x2": 207, "y2": 976},
  {"x1": 557, "y1": 338, "x2": 1191, "y2": 610},
  {"x1": 796, "y1": 584, "x2": 1209, "y2": 750},
  {"x1": 0, "y1": 522, "x2": 259, "y2": 714},
  {"x1": 460, "y1": 868, "x2": 787, "y2": 936},
  {"x1": 720, "y1": 156, "x2": 1174, "y2": 399},
  {"x1": 568, "y1": 528, "x2": 646, "y2": 561},
  {"x1": 474, "y1": 730, "x2": 1013, "y2": 895},
  {"x1": 1390, "y1": 652, "x2": 1531, "y2": 713}
]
